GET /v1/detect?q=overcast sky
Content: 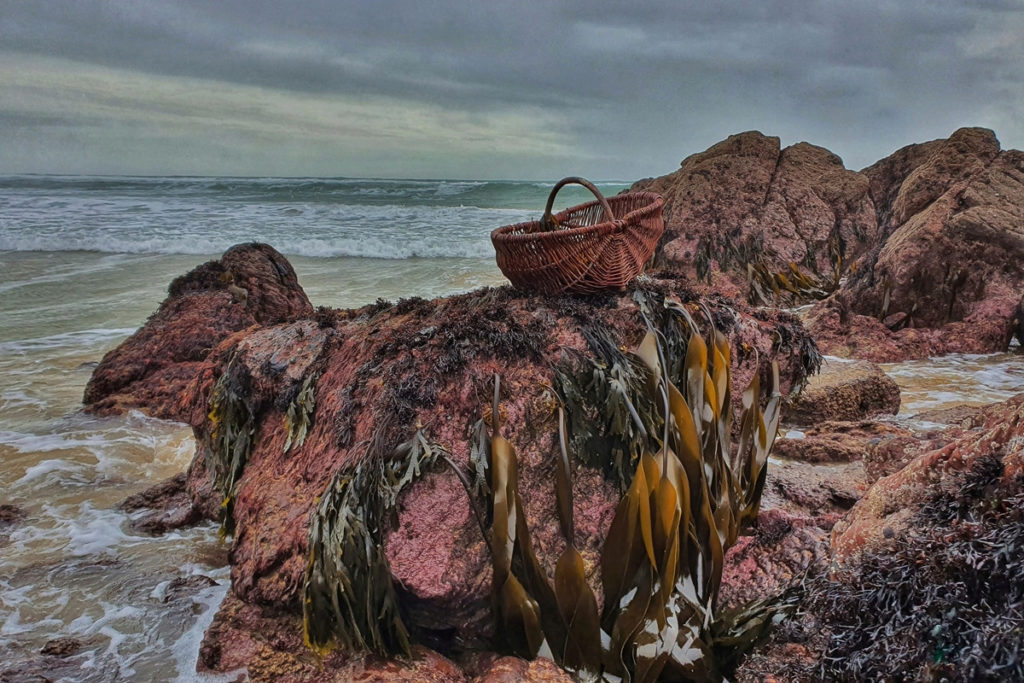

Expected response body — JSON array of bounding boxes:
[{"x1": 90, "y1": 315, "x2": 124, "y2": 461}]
[{"x1": 2, "y1": 1, "x2": 1022, "y2": 179}]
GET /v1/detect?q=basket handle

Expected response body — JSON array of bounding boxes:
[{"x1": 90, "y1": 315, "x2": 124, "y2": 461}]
[{"x1": 540, "y1": 177, "x2": 615, "y2": 231}]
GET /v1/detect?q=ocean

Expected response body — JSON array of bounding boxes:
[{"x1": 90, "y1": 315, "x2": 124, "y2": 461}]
[{"x1": 1, "y1": 175, "x2": 1021, "y2": 681}]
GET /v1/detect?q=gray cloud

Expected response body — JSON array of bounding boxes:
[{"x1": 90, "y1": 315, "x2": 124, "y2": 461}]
[{"x1": 1, "y1": 0, "x2": 1022, "y2": 178}]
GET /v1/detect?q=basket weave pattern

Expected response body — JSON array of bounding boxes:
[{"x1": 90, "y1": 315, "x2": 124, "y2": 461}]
[{"x1": 491, "y1": 180, "x2": 664, "y2": 294}]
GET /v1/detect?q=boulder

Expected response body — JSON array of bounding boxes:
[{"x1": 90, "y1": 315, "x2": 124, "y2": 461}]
[
  {"x1": 632, "y1": 131, "x2": 878, "y2": 303},
  {"x1": 784, "y1": 359, "x2": 900, "y2": 424},
  {"x1": 119, "y1": 472, "x2": 202, "y2": 534},
  {"x1": 807, "y1": 128, "x2": 1024, "y2": 360},
  {"x1": 178, "y1": 278, "x2": 814, "y2": 637},
  {"x1": 0, "y1": 503, "x2": 23, "y2": 524},
  {"x1": 87, "y1": 245, "x2": 819, "y2": 678},
  {"x1": 83, "y1": 243, "x2": 313, "y2": 420}
]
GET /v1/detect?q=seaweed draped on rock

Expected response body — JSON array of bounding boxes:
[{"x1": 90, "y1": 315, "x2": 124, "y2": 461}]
[{"x1": 85, "y1": 243, "x2": 818, "y2": 679}]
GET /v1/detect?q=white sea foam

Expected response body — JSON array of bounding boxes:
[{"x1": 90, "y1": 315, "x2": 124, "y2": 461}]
[
  {"x1": 0, "y1": 328, "x2": 136, "y2": 354},
  {"x1": 171, "y1": 566, "x2": 235, "y2": 682}
]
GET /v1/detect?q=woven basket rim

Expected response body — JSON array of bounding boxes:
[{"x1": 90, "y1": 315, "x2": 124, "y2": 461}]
[{"x1": 491, "y1": 190, "x2": 663, "y2": 242}]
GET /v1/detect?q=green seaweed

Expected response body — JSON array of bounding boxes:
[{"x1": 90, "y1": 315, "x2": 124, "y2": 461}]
[
  {"x1": 302, "y1": 428, "x2": 439, "y2": 656},
  {"x1": 284, "y1": 372, "x2": 318, "y2": 453},
  {"x1": 206, "y1": 361, "x2": 256, "y2": 531}
]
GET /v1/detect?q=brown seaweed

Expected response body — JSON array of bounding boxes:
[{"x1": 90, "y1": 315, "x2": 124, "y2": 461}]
[{"x1": 302, "y1": 428, "x2": 439, "y2": 656}]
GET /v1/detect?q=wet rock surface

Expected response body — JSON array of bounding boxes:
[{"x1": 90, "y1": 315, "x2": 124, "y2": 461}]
[
  {"x1": 39, "y1": 637, "x2": 84, "y2": 657},
  {"x1": 0, "y1": 503, "x2": 24, "y2": 524},
  {"x1": 0, "y1": 504, "x2": 25, "y2": 547},
  {"x1": 120, "y1": 472, "x2": 203, "y2": 534}
]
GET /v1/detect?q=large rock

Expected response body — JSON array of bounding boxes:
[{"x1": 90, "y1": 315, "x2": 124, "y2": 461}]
[
  {"x1": 633, "y1": 127, "x2": 1023, "y2": 360},
  {"x1": 807, "y1": 128, "x2": 1024, "y2": 360},
  {"x1": 178, "y1": 278, "x2": 815, "y2": 634},
  {"x1": 83, "y1": 243, "x2": 313, "y2": 420},
  {"x1": 89, "y1": 245, "x2": 819, "y2": 677},
  {"x1": 784, "y1": 358, "x2": 900, "y2": 424},
  {"x1": 632, "y1": 131, "x2": 879, "y2": 302}
]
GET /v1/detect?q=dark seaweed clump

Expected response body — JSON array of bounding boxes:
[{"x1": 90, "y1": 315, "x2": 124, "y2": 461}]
[{"x1": 810, "y1": 457, "x2": 1024, "y2": 681}]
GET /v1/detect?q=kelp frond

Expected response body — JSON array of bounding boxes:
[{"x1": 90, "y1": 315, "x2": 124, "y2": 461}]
[
  {"x1": 475, "y1": 302, "x2": 786, "y2": 681},
  {"x1": 302, "y1": 428, "x2": 440, "y2": 656},
  {"x1": 284, "y1": 372, "x2": 318, "y2": 453},
  {"x1": 206, "y1": 360, "x2": 255, "y2": 530}
]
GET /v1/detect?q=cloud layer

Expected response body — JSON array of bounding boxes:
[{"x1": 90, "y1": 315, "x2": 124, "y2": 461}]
[{"x1": 2, "y1": 1, "x2": 1022, "y2": 178}]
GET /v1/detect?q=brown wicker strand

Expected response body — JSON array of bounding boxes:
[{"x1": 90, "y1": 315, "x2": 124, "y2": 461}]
[{"x1": 491, "y1": 177, "x2": 664, "y2": 294}]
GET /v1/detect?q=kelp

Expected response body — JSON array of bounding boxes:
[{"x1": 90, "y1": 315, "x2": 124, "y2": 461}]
[
  {"x1": 477, "y1": 302, "x2": 785, "y2": 681},
  {"x1": 206, "y1": 360, "x2": 256, "y2": 530},
  {"x1": 554, "y1": 407, "x2": 602, "y2": 680},
  {"x1": 554, "y1": 327, "x2": 662, "y2": 486},
  {"x1": 299, "y1": 295, "x2": 789, "y2": 680},
  {"x1": 747, "y1": 259, "x2": 840, "y2": 307},
  {"x1": 284, "y1": 372, "x2": 318, "y2": 453},
  {"x1": 486, "y1": 375, "x2": 560, "y2": 660},
  {"x1": 302, "y1": 428, "x2": 439, "y2": 656}
]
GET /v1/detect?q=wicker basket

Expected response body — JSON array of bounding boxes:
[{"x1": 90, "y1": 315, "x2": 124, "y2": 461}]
[{"x1": 491, "y1": 177, "x2": 664, "y2": 294}]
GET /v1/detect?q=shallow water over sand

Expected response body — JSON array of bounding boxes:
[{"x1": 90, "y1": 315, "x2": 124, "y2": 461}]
[{"x1": 880, "y1": 351, "x2": 1023, "y2": 416}]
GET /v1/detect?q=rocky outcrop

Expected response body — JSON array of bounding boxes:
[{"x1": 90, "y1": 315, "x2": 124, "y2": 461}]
[
  {"x1": 634, "y1": 127, "x2": 1023, "y2": 360},
  {"x1": 831, "y1": 392, "x2": 1024, "y2": 562},
  {"x1": 784, "y1": 359, "x2": 900, "y2": 424},
  {"x1": 807, "y1": 128, "x2": 1024, "y2": 360},
  {"x1": 632, "y1": 132, "x2": 879, "y2": 302},
  {"x1": 83, "y1": 243, "x2": 313, "y2": 420},
  {"x1": 91, "y1": 245, "x2": 819, "y2": 678}
]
